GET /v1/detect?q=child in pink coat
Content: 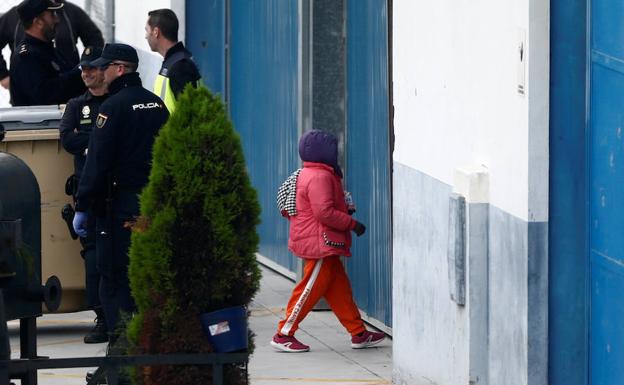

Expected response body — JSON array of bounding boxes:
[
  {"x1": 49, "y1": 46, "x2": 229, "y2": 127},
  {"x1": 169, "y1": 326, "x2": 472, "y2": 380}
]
[{"x1": 271, "y1": 130, "x2": 385, "y2": 352}]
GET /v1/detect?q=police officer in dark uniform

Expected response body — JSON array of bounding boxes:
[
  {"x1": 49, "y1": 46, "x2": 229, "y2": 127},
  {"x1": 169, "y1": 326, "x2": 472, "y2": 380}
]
[
  {"x1": 10, "y1": 0, "x2": 85, "y2": 106},
  {"x1": 0, "y1": 0, "x2": 104, "y2": 90},
  {"x1": 59, "y1": 46, "x2": 108, "y2": 344},
  {"x1": 72, "y1": 43, "x2": 169, "y2": 343},
  {"x1": 145, "y1": 8, "x2": 200, "y2": 112}
]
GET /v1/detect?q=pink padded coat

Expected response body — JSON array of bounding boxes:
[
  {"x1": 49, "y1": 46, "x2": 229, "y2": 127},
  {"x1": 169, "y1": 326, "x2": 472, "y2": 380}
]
[{"x1": 288, "y1": 161, "x2": 356, "y2": 259}]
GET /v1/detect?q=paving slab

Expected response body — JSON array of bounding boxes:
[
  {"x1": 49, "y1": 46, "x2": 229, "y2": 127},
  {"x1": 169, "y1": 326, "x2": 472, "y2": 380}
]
[{"x1": 8, "y1": 312, "x2": 105, "y2": 384}]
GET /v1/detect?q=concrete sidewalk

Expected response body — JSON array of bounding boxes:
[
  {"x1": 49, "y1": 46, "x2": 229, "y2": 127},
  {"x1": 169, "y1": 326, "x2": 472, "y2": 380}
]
[
  {"x1": 249, "y1": 266, "x2": 392, "y2": 384},
  {"x1": 7, "y1": 265, "x2": 392, "y2": 384}
]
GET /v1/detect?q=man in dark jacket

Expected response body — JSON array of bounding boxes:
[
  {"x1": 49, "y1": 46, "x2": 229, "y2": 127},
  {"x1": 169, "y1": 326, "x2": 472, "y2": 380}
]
[
  {"x1": 59, "y1": 46, "x2": 108, "y2": 344},
  {"x1": 10, "y1": 0, "x2": 85, "y2": 106},
  {"x1": 0, "y1": 0, "x2": 103, "y2": 90},
  {"x1": 73, "y1": 43, "x2": 169, "y2": 340},
  {"x1": 145, "y1": 8, "x2": 200, "y2": 112}
]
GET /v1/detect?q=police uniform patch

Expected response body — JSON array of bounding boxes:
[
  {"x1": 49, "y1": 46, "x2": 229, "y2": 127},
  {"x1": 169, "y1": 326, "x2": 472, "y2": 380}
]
[
  {"x1": 96, "y1": 113, "x2": 108, "y2": 128},
  {"x1": 82, "y1": 105, "x2": 90, "y2": 118}
]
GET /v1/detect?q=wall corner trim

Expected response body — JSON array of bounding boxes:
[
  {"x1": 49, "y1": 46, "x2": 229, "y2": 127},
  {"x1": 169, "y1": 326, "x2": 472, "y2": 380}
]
[{"x1": 453, "y1": 165, "x2": 490, "y2": 204}]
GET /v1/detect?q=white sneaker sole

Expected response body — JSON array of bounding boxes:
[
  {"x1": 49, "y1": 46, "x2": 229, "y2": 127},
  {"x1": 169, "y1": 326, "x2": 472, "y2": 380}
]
[
  {"x1": 351, "y1": 336, "x2": 385, "y2": 349},
  {"x1": 270, "y1": 340, "x2": 310, "y2": 353}
]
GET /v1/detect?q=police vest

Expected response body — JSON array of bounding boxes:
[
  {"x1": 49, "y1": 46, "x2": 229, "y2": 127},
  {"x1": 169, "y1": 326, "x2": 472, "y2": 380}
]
[{"x1": 153, "y1": 50, "x2": 192, "y2": 113}]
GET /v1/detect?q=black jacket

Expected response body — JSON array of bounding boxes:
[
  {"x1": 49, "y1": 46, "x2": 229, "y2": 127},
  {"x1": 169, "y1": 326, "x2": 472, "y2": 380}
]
[
  {"x1": 75, "y1": 72, "x2": 169, "y2": 212},
  {"x1": 161, "y1": 42, "x2": 201, "y2": 97},
  {"x1": 9, "y1": 34, "x2": 85, "y2": 106},
  {"x1": 0, "y1": 2, "x2": 104, "y2": 79},
  {"x1": 59, "y1": 91, "x2": 108, "y2": 178}
]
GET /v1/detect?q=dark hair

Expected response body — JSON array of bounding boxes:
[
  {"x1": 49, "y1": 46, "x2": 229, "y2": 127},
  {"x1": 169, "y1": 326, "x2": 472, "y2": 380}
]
[
  {"x1": 147, "y1": 9, "x2": 178, "y2": 42},
  {"x1": 120, "y1": 61, "x2": 138, "y2": 73}
]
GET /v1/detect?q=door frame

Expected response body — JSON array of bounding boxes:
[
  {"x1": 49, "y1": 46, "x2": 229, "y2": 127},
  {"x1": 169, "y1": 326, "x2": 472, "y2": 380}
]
[
  {"x1": 344, "y1": 0, "x2": 393, "y2": 332},
  {"x1": 548, "y1": 0, "x2": 589, "y2": 384}
]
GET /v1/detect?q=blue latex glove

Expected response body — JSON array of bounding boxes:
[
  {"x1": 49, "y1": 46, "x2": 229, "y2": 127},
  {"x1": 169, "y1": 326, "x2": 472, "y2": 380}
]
[{"x1": 73, "y1": 211, "x2": 88, "y2": 238}]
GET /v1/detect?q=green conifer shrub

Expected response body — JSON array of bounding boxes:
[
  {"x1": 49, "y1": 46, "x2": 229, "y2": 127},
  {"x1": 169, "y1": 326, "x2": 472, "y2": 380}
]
[{"x1": 127, "y1": 85, "x2": 261, "y2": 385}]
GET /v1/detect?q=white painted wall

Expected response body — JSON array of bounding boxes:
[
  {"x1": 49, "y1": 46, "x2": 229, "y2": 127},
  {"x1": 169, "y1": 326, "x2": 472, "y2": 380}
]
[
  {"x1": 114, "y1": 0, "x2": 185, "y2": 93},
  {"x1": 392, "y1": 0, "x2": 549, "y2": 222},
  {"x1": 114, "y1": 0, "x2": 185, "y2": 48},
  {"x1": 527, "y1": 1, "x2": 550, "y2": 222},
  {"x1": 392, "y1": 0, "x2": 549, "y2": 384}
]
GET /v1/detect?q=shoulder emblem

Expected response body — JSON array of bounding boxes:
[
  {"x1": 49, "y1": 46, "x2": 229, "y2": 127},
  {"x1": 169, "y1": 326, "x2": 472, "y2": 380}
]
[
  {"x1": 81, "y1": 105, "x2": 91, "y2": 118},
  {"x1": 95, "y1": 113, "x2": 108, "y2": 128}
]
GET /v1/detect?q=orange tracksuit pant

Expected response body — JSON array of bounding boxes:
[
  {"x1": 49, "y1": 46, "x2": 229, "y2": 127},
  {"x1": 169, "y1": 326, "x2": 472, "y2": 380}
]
[{"x1": 277, "y1": 255, "x2": 366, "y2": 337}]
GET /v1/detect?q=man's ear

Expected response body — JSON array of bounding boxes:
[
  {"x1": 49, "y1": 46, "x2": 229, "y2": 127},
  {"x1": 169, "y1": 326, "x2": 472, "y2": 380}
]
[{"x1": 33, "y1": 16, "x2": 44, "y2": 28}]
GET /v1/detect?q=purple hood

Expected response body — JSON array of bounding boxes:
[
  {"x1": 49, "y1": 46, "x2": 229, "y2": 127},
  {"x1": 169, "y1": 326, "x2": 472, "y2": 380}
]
[{"x1": 298, "y1": 130, "x2": 343, "y2": 177}]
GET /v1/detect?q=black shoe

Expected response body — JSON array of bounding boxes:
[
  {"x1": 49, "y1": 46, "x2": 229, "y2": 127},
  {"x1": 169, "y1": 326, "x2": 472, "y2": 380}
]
[
  {"x1": 86, "y1": 369, "x2": 131, "y2": 385},
  {"x1": 84, "y1": 317, "x2": 108, "y2": 344},
  {"x1": 86, "y1": 369, "x2": 107, "y2": 384}
]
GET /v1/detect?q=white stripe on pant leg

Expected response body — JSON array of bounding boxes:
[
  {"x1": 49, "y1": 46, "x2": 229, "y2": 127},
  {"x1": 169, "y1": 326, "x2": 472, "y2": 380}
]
[{"x1": 280, "y1": 259, "x2": 324, "y2": 335}]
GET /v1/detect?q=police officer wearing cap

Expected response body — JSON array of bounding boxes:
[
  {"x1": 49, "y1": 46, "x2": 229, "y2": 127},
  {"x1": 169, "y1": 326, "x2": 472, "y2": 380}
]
[
  {"x1": 10, "y1": 0, "x2": 85, "y2": 106},
  {"x1": 0, "y1": 0, "x2": 104, "y2": 90},
  {"x1": 59, "y1": 45, "x2": 108, "y2": 345},
  {"x1": 72, "y1": 43, "x2": 169, "y2": 343},
  {"x1": 145, "y1": 8, "x2": 200, "y2": 112}
]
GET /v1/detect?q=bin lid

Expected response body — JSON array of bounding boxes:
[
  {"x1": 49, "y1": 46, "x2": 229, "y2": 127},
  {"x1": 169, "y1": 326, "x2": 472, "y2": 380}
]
[{"x1": 0, "y1": 106, "x2": 64, "y2": 131}]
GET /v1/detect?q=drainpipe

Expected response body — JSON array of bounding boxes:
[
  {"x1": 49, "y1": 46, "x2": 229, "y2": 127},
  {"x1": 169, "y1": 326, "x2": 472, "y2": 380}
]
[{"x1": 106, "y1": 0, "x2": 115, "y2": 42}]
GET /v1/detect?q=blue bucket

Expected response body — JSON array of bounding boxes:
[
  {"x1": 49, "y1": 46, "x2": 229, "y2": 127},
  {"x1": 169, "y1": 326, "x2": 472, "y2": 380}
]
[{"x1": 199, "y1": 306, "x2": 248, "y2": 353}]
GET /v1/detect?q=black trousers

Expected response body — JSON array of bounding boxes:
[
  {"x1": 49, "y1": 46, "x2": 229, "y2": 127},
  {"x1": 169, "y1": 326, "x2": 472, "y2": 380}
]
[
  {"x1": 80, "y1": 218, "x2": 102, "y2": 311},
  {"x1": 95, "y1": 192, "x2": 138, "y2": 335}
]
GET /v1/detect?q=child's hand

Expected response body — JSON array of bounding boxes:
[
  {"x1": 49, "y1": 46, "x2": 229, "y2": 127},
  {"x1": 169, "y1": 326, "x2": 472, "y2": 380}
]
[
  {"x1": 352, "y1": 221, "x2": 366, "y2": 236},
  {"x1": 345, "y1": 191, "x2": 356, "y2": 214}
]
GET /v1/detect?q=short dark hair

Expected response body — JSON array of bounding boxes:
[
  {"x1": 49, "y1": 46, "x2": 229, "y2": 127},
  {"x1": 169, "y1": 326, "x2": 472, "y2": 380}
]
[
  {"x1": 147, "y1": 9, "x2": 178, "y2": 42},
  {"x1": 120, "y1": 61, "x2": 138, "y2": 73}
]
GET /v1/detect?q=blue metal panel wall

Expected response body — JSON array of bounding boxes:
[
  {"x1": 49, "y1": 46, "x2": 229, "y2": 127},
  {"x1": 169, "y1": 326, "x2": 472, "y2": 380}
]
[
  {"x1": 229, "y1": 0, "x2": 300, "y2": 272},
  {"x1": 185, "y1": 0, "x2": 226, "y2": 97},
  {"x1": 549, "y1": 0, "x2": 588, "y2": 384},
  {"x1": 345, "y1": 0, "x2": 392, "y2": 327},
  {"x1": 588, "y1": 1, "x2": 624, "y2": 381}
]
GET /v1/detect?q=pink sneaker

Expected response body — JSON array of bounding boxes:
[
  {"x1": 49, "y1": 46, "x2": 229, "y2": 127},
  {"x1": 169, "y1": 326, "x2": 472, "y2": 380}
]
[
  {"x1": 270, "y1": 333, "x2": 310, "y2": 352},
  {"x1": 351, "y1": 330, "x2": 385, "y2": 349}
]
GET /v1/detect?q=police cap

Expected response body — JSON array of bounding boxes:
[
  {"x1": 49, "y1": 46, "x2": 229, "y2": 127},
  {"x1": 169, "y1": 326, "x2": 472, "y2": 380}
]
[
  {"x1": 17, "y1": 0, "x2": 63, "y2": 24},
  {"x1": 79, "y1": 46, "x2": 103, "y2": 67},
  {"x1": 90, "y1": 43, "x2": 139, "y2": 68}
]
